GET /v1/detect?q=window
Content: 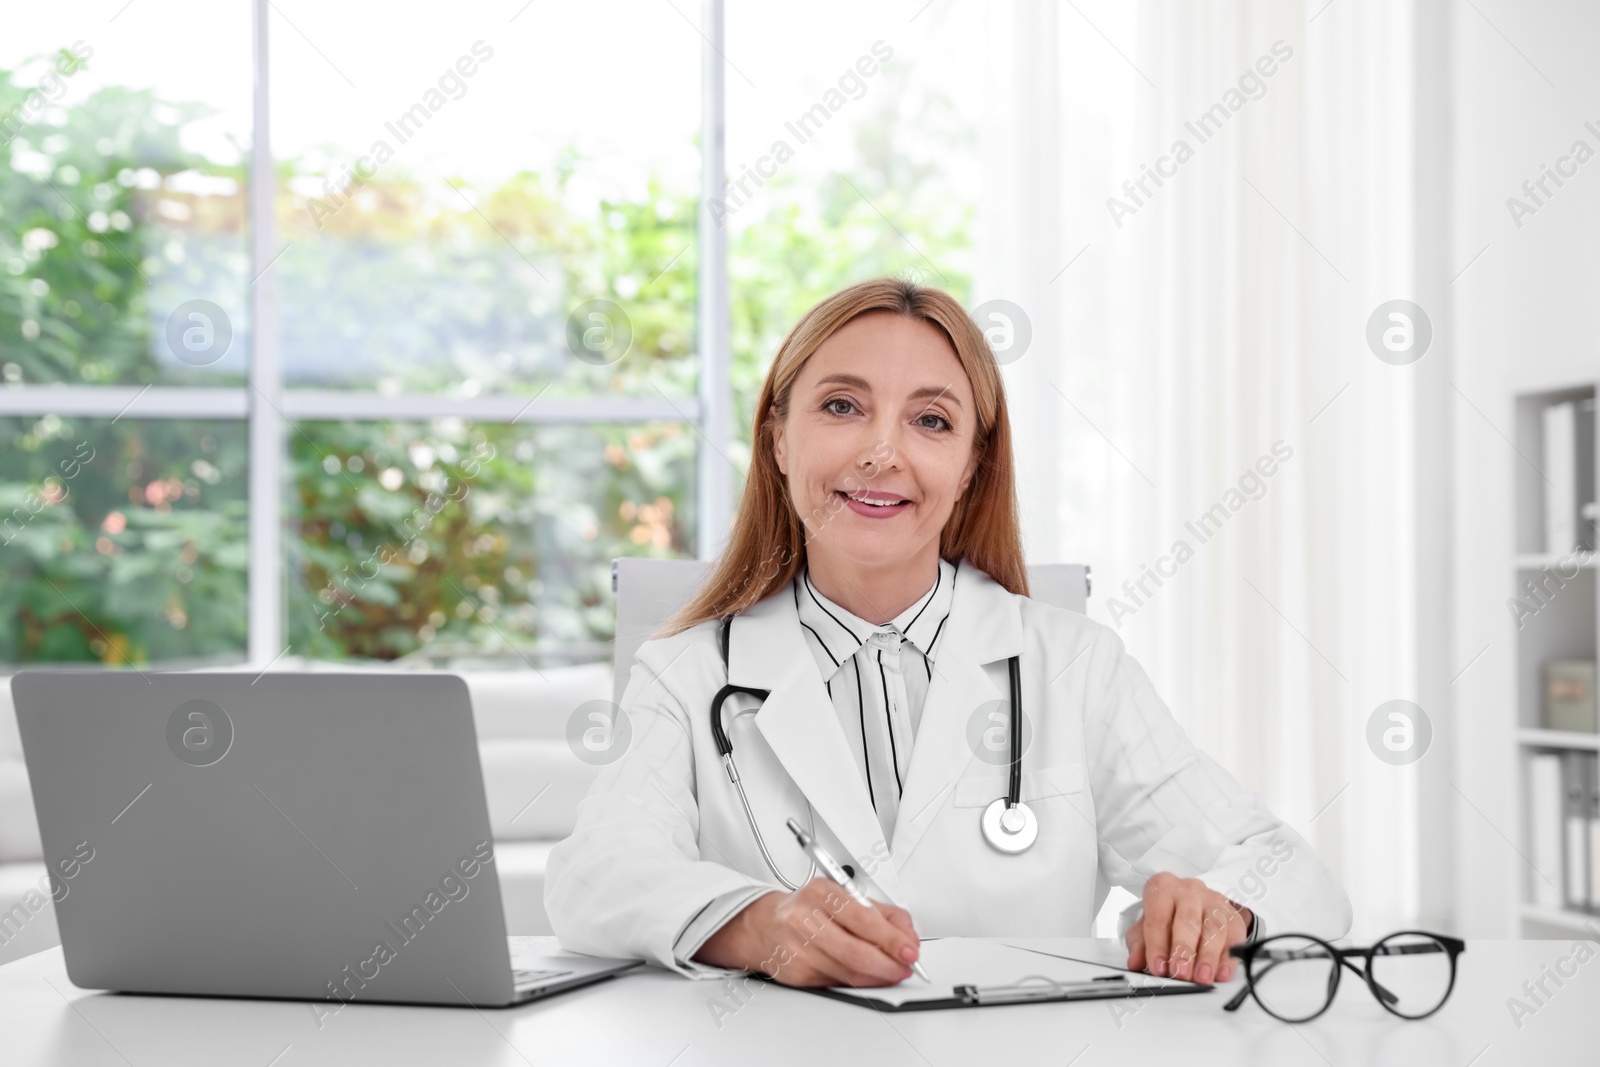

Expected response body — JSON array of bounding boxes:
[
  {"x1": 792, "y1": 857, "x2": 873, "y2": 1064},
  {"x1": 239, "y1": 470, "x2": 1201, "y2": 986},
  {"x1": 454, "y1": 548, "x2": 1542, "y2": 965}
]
[
  {"x1": 2, "y1": 3, "x2": 252, "y2": 666},
  {"x1": 0, "y1": 1, "x2": 979, "y2": 668},
  {"x1": 266, "y1": 3, "x2": 701, "y2": 664}
]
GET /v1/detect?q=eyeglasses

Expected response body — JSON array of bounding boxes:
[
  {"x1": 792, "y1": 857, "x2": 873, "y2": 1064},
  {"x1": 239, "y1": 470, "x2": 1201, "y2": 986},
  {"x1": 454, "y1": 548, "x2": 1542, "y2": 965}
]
[{"x1": 1223, "y1": 931, "x2": 1465, "y2": 1022}]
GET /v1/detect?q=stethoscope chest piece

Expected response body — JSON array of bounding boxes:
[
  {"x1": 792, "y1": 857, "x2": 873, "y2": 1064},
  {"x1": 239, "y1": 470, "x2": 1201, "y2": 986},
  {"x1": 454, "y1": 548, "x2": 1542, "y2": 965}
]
[{"x1": 981, "y1": 797, "x2": 1037, "y2": 854}]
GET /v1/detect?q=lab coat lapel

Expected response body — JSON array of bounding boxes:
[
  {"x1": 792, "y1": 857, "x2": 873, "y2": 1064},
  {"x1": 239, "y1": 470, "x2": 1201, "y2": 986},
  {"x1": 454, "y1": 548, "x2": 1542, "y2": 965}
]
[
  {"x1": 890, "y1": 562, "x2": 1023, "y2": 865},
  {"x1": 728, "y1": 585, "x2": 907, "y2": 905}
]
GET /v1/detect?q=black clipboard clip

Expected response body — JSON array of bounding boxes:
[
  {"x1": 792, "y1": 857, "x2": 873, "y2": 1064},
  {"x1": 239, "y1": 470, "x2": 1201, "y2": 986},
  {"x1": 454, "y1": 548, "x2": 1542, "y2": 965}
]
[{"x1": 956, "y1": 973, "x2": 1134, "y2": 1006}]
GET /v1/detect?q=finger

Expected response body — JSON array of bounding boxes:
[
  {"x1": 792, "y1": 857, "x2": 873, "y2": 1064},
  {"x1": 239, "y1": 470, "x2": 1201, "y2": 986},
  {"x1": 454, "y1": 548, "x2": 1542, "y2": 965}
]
[
  {"x1": 1193, "y1": 899, "x2": 1234, "y2": 985},
  {"x1": 794, "y1": 940, "x2": 859, "y2": 988},
  {"x1": 768, "y1": 899, "x2": 855, "y2": 988},
  {"x1": 1125, "y1": 920, "x2": 1146, "y2": 972},
  {"x1": 1141, "y1": 874, "x2": 1176, "y2": 977},
  {"x1": 788, "y1": 882, "x2": 910, "y2": 984},
  {"x1": 779, "y1": 941, "x2": 853, "y2": 988},
  {"x1": 1168, "y1": 891, "x2": 1205, "y2": 981},
  {"x1": 807, "y1": 916, "x2": 911, "y2": 986},
  {"x1": 879, "y1": 902, "x2": 919, "y2": 940},
  {"x1": 823, "y1": 893, "x2": 919, "y2": 967}
]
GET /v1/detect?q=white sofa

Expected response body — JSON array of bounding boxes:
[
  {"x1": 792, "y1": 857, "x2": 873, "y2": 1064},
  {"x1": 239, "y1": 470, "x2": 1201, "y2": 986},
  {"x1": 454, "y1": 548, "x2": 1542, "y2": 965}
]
[{"x1": 0, "y1": 661, "x2": 612, "y2": 965}]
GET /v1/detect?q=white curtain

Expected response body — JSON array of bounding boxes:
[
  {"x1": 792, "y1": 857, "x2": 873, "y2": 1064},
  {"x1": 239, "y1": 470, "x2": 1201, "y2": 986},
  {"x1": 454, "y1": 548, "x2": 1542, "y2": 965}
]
[{"x1": 981, "y1": 0, "x2": 1440, "y2": 938}]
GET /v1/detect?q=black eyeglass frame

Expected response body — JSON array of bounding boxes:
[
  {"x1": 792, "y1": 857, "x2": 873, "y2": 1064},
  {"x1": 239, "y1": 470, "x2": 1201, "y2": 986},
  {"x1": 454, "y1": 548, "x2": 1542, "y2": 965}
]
[{"x1": 1223, "y1": 930, "x2": 1466, "y2": 1022}]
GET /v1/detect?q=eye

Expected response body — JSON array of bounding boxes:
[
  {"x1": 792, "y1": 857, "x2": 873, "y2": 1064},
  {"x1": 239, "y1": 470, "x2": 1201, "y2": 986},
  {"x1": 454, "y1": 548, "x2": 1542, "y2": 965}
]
[
  {"x1": 916, "y1": 411, "x2": 952, "y2": 433},
  {"x1": 823, "y1": 396, "x2": 858, "y2": 417}
]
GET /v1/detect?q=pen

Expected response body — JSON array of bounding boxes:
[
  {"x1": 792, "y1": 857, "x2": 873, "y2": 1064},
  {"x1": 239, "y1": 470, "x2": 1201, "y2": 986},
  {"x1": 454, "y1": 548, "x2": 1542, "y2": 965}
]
[{"x1": 785, "y1": 817, "x2": 931, "y2": 983}]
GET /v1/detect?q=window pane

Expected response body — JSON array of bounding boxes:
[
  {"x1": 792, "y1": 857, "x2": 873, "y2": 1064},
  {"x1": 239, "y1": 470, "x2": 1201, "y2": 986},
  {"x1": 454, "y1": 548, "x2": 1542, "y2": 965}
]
[
  {"x1": 0, "y1": 416, "x2": 248, "y2": 665},
  {"x1": 725, "y1": 1, "x2": 981, "y2": 442},
  {"x1": 0, "y1": 4, "x2": 252, "y2": 386},
  {"x1": 287, "y1": 419, "x2": 695, "y2": 665},
  {"x1": 270, "y1": 3, "x2": 699, "y2": 397}
]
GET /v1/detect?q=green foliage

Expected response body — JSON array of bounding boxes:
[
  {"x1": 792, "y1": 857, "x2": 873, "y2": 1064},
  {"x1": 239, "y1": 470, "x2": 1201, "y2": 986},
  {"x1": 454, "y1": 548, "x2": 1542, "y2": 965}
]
[
  {"x1": 0, "y1": 416, "x2": 248, "y2": 664},
  {"x1": 283, "y1": 419, "x2": 693, "y2": 662}
]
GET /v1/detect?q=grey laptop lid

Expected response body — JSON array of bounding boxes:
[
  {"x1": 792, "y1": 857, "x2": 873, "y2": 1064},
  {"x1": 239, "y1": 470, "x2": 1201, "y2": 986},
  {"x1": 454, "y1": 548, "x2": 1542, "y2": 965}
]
[{"x1": 14, "y1": 671, "x2": 529, "y2": 1007}]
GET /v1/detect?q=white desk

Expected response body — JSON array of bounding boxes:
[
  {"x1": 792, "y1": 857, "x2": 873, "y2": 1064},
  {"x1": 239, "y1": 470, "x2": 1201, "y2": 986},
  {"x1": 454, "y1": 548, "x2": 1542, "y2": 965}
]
[{"x1": 0, "y1": 938, "x2": 1590, "y2": 1065}]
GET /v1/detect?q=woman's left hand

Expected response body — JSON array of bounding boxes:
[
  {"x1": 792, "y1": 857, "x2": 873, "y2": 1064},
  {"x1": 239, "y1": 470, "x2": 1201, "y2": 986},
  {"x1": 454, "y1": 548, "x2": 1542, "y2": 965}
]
[{"x1": 1124, "y1": 871, "x2": 1252, "y2": 985}]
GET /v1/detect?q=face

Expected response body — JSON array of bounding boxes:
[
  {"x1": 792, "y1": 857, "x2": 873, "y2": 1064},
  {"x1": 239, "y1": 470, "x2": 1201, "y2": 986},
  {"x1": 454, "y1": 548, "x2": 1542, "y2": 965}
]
[{"x1": 773, "y1": 311, "x2": 980, "y2": 573}]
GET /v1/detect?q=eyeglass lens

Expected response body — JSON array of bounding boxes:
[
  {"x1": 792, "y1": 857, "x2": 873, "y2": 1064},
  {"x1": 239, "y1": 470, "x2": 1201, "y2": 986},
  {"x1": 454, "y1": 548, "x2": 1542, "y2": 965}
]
[
  {"x1": 1368, "y1": 933, "x2": 1453, "y2": 1019},
  {"x1": 1248, "y1": 936, "x2": 1339, "y2": 1022}
]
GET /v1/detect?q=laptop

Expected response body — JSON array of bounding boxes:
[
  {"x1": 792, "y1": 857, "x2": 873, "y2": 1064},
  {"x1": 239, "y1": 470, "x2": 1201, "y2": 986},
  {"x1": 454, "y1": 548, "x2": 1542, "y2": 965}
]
[{"x1": 11, "y1": 670, "x2": 641, "y2": 1009}]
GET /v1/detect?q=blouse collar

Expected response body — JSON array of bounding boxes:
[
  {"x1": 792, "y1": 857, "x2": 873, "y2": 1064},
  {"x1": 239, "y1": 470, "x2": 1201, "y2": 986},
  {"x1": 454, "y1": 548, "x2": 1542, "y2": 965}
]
[{"x1": 792, "y1": 556, "x2": 959, "y2": 683}]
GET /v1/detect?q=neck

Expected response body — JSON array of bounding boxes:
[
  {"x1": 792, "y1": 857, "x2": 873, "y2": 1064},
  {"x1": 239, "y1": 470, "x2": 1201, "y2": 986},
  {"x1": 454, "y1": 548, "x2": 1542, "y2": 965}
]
[{"x1": 806, "y1": 544, "x2": 941, "y2": 625}]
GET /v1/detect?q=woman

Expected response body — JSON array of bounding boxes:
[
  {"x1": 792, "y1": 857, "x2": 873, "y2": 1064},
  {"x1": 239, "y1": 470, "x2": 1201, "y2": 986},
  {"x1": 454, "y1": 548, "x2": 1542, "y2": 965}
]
[{"x1": 545, "y1": 278, "x2": 1350, "y2": 989}]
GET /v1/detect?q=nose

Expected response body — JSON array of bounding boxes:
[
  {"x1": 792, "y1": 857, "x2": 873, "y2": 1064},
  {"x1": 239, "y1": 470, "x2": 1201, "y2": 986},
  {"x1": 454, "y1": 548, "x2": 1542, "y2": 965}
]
[{"x1": 860, "y1": 416, "x2": 903, "y2": 475}]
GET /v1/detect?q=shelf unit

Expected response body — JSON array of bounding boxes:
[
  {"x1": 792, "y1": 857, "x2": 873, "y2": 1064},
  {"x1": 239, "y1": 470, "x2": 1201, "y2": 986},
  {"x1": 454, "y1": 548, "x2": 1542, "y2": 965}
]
[{"x1": 1511, "y1": 383, "x2": 1600, "y2": 939}]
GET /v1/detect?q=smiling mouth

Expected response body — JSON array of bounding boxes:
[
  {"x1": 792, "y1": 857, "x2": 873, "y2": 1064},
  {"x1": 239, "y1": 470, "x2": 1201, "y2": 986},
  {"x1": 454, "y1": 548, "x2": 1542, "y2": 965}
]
[{"x1": 836, "y1": 490, "x2": 911, "y2": 507}]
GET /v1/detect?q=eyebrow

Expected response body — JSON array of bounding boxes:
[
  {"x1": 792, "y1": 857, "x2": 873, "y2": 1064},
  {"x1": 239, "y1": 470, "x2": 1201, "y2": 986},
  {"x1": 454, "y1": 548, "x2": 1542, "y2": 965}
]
[{"x1": 811, "y1": 373, "x2": 963, "y2": 409}]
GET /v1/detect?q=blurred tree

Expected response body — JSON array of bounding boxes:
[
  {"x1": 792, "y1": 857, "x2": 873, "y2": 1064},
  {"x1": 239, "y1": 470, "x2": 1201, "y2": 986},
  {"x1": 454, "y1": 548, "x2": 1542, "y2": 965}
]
[{"x1": 0, "y1": 416, "x2": 248, "y2": 665}]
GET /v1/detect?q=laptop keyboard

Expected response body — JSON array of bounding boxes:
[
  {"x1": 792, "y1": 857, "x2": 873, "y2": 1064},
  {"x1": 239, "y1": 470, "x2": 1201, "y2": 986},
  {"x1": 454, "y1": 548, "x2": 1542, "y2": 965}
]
[
  {"x1": 508, "y1": 936, "x2": 574, "y2": 990},
  {"x1": 514, "y1": 968, "x2": 572, "y2": 984}
]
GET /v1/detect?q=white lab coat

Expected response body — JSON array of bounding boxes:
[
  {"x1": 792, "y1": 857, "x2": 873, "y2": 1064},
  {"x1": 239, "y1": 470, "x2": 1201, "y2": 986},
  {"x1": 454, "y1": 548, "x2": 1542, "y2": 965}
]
[{"x1": 545, "y1": 561, "x2": 1352, "y2": 978}]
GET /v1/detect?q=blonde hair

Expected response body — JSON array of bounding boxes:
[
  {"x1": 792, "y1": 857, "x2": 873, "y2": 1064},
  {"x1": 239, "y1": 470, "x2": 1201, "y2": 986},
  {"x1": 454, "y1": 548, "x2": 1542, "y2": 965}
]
[{"x1": 659, "y1": 276, "x2": 1027, "y2": 637}]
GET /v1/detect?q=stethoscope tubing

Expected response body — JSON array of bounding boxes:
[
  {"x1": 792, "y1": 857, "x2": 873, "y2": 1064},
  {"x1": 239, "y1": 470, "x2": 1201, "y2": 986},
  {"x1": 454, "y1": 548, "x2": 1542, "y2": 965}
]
[
  {"x1": 712, "y1": 617, "x2": 818, "y2": 889},
  {"x1": 1005, "y1": 655, "x2": 1022, "y2": 808},
  {"x1": 712, "y1": 611, "x2": 1033, "y2": 882}
]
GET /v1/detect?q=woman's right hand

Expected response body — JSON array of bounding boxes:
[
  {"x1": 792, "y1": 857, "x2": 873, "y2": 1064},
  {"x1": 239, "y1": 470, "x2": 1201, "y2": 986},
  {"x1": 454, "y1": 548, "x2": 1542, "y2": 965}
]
[{"x1": 692, "y1": 878, "x2": 923, "y2": 987}]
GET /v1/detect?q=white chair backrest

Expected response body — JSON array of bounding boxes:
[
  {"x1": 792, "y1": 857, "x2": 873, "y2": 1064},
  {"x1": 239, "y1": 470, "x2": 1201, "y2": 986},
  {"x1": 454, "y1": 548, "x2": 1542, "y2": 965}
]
[{"x1": 610, "y1": 558, "x2": 1090, "y2": 705}]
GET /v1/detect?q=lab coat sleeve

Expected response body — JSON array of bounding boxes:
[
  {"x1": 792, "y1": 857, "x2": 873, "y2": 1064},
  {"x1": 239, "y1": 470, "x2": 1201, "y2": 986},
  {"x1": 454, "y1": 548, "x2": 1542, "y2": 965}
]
[
  {"x1": 671, "y1": 886, "x2": 783, "y2": 967},
  {"x1": 544, "y1": 640, "x2": 781, "y2": 979},
  {"x1": 1082, "y1": 624, "x2": 1352, "y2": 943}
]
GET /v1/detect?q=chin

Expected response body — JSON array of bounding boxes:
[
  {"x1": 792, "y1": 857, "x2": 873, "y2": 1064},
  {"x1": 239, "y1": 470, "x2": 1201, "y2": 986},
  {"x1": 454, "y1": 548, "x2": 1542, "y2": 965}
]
[{"x1": 830, "y1": 531, "x2": 918, "y2": 565}]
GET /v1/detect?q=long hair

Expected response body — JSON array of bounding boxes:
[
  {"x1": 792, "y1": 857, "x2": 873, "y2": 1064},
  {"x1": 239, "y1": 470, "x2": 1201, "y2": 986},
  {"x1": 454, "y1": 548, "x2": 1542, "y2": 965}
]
[{"x1": 659, "y1": 276, "x2": 1027, "y2": 637}]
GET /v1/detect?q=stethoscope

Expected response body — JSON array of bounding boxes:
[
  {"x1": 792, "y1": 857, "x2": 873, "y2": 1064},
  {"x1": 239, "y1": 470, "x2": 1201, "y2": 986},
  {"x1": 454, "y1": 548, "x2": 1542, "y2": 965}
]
[
  {"x1": 710, "y1": 614, "x2": 817, "y2": 890},
  {"x1": 709, "y1": 614, "x2": 1037, "y2": 889}
]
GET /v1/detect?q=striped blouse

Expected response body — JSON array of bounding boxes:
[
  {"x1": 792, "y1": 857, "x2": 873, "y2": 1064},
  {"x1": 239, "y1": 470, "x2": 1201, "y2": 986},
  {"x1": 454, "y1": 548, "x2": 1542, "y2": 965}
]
[{"x1": 794, "y1": 555, "x2": 959, "y2": 844}]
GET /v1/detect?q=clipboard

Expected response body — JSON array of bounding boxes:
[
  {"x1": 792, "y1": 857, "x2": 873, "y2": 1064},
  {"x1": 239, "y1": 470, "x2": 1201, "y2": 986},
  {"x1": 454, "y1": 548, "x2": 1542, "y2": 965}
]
[{"x1": 784, "y1": 938, "x2": 1214, "y2": 1012}]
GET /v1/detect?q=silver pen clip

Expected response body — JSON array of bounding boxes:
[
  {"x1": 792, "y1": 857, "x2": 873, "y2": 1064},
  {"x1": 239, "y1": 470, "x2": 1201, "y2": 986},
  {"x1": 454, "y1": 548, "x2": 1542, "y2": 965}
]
[{"x1": 957, "y1": 975, "x2": 1133, "y2": 1005}]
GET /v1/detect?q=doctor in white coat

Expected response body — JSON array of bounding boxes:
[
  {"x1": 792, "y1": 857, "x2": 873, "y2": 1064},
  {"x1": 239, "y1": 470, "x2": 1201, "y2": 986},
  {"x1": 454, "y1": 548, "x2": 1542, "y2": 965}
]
[{"x1": 545, "y1": 277, "x2": 1351, "y2": 989}]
